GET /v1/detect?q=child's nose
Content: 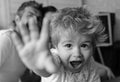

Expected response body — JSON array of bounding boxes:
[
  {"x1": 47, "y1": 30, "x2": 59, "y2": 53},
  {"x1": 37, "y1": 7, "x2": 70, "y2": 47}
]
[{"x1": 73, "y1": 47, "x2": 82, "y2": 57}]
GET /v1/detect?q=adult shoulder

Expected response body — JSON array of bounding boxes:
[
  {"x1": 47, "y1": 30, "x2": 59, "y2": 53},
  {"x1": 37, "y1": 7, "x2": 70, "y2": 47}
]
[{"x1": 0, "y1": 29, "x2": 14, "y2": 67}]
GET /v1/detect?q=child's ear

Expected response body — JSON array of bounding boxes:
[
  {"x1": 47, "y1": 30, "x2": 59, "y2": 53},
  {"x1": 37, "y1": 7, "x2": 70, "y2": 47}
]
[{"x1": 50, "y1": 48, "x2": 59, "y2": 55}]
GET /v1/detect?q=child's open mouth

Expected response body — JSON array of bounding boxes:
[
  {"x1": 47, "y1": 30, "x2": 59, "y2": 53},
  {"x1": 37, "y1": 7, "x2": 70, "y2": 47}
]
[{"x1": 70, "y1": 60, "x2": 83, "y2": 68}]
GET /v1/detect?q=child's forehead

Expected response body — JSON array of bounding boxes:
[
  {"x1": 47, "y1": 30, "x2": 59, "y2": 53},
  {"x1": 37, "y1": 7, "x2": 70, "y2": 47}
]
[{"x1": 59, "y1": 30, "x2": 92, "y2": 42}]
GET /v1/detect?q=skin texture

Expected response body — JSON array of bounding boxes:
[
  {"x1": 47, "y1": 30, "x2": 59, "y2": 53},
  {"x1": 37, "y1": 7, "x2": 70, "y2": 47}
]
[{"x1": 54, "y1": 31, "x2": 93, "y2": 73}]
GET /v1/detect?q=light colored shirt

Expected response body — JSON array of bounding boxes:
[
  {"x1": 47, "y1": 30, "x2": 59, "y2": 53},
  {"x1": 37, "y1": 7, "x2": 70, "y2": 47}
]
[
  {"x1": 0, "y1": 29, "x2": 26, "y2": 82},
  {"x1": 41, "y1": 57, "x2": 100, "y2": 82}
]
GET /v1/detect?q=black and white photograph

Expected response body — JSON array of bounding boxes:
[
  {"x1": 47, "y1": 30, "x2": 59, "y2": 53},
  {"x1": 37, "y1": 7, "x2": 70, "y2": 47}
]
[{"x1": 0, "y1": 0, "x2": 120, "y2": 82}]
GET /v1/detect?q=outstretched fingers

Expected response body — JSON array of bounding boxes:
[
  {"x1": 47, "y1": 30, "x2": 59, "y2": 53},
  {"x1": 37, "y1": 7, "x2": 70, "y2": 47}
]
[
  {"x1": 39, "y1": 13, "x2": 52, "y2": 46},
  {"x1": 29, "y1": 16, "x2": 39, "y2": 40},
  {"x1": 16, "y1": 17, "x2": 30, "y2": 44}
]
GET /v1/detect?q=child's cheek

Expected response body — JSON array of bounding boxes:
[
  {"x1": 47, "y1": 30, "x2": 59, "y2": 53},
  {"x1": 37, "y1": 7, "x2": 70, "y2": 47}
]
[{"x1": 83, "y1": 50, "x2": 93, "y2": 61}]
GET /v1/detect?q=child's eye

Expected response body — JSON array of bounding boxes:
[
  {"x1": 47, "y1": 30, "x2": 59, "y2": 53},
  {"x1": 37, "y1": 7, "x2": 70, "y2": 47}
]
[
  {"x1": 64, "y1": 44, "x2": 72, "y2": 49},
  {"x1": 81, "y1": 44, "x2": 90, "y2": 49}
]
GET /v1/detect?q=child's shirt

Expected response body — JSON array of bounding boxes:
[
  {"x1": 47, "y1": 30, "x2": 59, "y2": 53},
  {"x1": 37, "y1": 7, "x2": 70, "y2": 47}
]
[{"x1": 41, "y1": 56, "x2": 100, "y2": 82}]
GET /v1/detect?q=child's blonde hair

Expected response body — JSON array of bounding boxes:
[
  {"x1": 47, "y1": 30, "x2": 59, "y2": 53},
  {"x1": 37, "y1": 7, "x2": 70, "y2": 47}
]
[{"x1": 50, "y1": 7, "x2": 107, "y2": 47}]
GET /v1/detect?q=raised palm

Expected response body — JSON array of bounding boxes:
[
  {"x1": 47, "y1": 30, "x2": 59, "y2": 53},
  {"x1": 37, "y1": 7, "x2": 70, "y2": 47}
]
[{"x1": 12, "y1": 15, "x2": 50, "y2": 70}]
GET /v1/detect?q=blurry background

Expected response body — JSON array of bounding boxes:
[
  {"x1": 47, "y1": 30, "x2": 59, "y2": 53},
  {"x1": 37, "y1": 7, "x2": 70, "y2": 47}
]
[{"x1": 1, "y1": 0, "x2": 120, "y2": 41}]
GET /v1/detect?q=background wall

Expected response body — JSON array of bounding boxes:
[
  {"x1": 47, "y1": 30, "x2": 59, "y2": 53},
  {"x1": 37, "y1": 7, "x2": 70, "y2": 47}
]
[
  {"x1": 86, "y1": 0, "x2": 120, "y2": 13},
  {"x1": 0, "y1": 0, "x2": 31, "y2": 29},
  {"x1": 86, "y1": 0, "x2": 120, "y2": 41},
  {"x1": 0, "y1": 0, "x2": 10, "y2": 29}
]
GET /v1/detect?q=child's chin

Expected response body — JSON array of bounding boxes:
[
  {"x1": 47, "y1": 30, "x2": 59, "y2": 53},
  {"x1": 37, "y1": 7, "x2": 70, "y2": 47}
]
[
  {"x1": 68, "y1": 65, "x2": 83, "y2": 73},
  {"x1": 69, "y1": 68, "x2": 82, "y2": 73}
]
